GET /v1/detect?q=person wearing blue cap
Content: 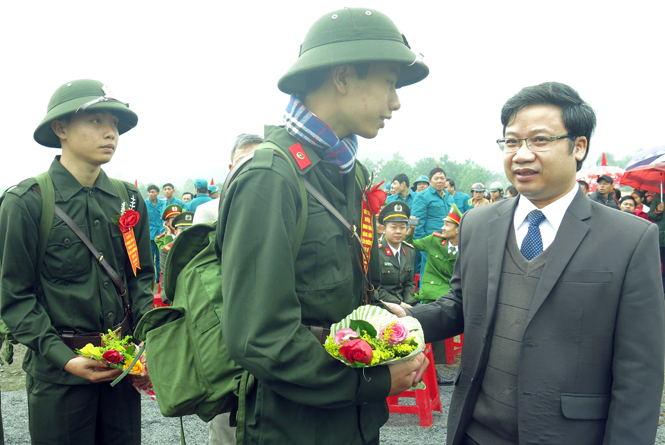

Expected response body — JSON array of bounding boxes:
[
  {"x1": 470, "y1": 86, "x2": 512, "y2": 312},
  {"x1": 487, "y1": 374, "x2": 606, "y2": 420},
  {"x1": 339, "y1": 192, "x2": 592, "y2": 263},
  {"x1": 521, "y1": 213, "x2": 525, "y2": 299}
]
[{"x1": 184, "y1": 178, "x2": 213, "y2": 212}]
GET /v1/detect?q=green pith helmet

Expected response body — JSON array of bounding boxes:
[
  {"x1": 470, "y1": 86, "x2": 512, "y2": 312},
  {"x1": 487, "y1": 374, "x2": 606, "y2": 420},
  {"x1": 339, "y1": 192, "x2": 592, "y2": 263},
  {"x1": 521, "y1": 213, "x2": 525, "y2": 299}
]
[
  {"x1": 489, "y1": 181, "x2": 504, "y2": 191},
  {"x1": 34, "y1": 79, "x2": 138, "y2": 148},
  {"x1": 278, "y1": 7, "x2": 429, "y2": 95}
]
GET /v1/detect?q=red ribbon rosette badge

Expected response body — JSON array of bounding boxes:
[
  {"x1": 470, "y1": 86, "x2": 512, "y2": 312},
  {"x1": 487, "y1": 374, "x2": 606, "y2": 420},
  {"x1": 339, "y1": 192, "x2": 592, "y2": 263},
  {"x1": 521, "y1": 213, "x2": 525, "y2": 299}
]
[
  {"x1": 118, "y1": 209, "x2": 141, "y2": 276},
  {"x1": 358, "y1": 180, "x2": 386, "y2": 273}
]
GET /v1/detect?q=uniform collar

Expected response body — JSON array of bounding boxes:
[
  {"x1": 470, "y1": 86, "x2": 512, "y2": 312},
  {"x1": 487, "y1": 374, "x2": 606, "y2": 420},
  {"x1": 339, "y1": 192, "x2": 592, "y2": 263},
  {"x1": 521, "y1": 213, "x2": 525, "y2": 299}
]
[{"x1": 48, "y1": 156, "x2": 117, "y2": 202}]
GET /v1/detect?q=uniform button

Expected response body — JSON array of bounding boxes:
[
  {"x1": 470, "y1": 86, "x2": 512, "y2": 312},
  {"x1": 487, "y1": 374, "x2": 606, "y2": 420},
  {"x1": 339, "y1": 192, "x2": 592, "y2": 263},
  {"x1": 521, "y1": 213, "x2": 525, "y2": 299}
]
[
  {"x1": 89, "y1": 190, "x2": 94, "y2": 197},
  {"x1": 103, "y1": 281, "x2": 110, "y2": 289},
  {"x1": 94, "y1": 220, "x2": 101, "y2": 228},
  {"x1": 107, "y1": 312, "x2": 114, "y2": 320},
  {"x1": 64, "y1": 238, "x2": 70, "y2": 245},
  {"x1": 435, "y1": 255, "x2": 439, "y2": 258},
  {"x1": 430, "y1": 281, "x2": 434, "y2": 284}
]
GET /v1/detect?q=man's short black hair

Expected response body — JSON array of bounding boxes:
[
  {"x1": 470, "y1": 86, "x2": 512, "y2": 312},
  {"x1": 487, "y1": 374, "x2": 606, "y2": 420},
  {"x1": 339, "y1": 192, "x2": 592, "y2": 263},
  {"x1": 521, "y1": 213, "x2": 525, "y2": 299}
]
[
  {"x1": 429, "y1": 167, "x2": 446, "y2": 180},
  {"x1": 577, "y1": 180, "x2": 588, "y2": 189},
  {"x1": 147, "y1": 184, "x2": 159, "y2": 192},
  {"x1": 446, "y1": 178, "x2": 456, "y2": 188},
  {"x1": 162, "y1": 183, "x2": 175, "y2": 189},
  {"x1": 392, "y1": 173, "x2": 410, "y2": 188},
  {"x1": 506, "y1": 185, "x2": 518, "y2": 196},
  {"x1": 501, "y1": 82, "x2": 596, "y2": 172},
  {"x1": 197, "y1": 186, "x2": 208, "y2": 194},
  {"x1": 301, "y1": 63, "x2": 371, "y2": 97},
  {"x1": 182, "y1": 192, "x2": 194, "y2": 200},
  {"x1": 620, "y1": 195, "x2": 636, "y2": 205}
]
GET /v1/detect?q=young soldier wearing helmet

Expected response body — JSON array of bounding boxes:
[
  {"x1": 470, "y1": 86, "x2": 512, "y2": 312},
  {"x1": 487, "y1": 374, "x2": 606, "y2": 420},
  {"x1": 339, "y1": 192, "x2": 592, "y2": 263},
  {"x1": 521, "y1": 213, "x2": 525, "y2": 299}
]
[
  {"x1": 0, "y1": 80, "x2": 154, "y2": 444},
  {"x1": 488, "y1": 181, "x2": 504, "y2": 202},
  {"x1": 215, "y1": 8, "x2": 429, "y2": 444}
]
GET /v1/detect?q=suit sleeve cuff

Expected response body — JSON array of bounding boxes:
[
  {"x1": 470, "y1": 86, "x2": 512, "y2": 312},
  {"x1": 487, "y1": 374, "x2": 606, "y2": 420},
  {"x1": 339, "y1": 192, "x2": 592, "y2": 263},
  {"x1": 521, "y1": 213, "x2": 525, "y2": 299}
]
[{"x1": 356, "y1": 364, "x2": 391, "y2": 403}]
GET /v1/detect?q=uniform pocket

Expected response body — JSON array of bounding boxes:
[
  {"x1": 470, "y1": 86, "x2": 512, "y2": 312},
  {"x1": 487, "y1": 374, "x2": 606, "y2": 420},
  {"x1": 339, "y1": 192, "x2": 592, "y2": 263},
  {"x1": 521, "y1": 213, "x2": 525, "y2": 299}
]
[
  {"x1": 560, "y1": 393, "x2": 610, "y2": 420},
  {"x1": 44, "y1": 227, "x2": 92, "y2": 278}
]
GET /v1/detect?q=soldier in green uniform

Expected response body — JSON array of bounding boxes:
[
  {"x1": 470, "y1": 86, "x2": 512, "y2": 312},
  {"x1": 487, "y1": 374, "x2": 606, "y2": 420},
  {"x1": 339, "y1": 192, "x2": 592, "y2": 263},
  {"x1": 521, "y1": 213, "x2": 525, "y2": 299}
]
[
  {"x1": 406, "y1": 204, "x2": 462, "y2": 303},
  {"x1": 159, "y1": 211, "x2": 193, "y2": 306},
  {"x1": 215, "y1": 8, "x2": 429, "y2": 444},
  {"x1": 155, "y1": 203, "x2": 182, "y2": 251},
  {"x1": 375, "y1": 201, "x2": 417, "y2": 307},
  {"x1": 0, "y1": 79, "x2": 154, "y2": 444}
]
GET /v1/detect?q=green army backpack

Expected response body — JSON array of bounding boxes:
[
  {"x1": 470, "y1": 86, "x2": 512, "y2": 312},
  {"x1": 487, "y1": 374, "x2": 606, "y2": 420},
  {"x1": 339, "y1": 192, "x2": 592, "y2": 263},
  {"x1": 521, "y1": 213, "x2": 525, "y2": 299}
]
[
  {"x1": 0, "y1": 172, "x2": 131, "y2": 365},
  {"x1": 133, "y1": 144, "x2": 308, "y2": 439}
]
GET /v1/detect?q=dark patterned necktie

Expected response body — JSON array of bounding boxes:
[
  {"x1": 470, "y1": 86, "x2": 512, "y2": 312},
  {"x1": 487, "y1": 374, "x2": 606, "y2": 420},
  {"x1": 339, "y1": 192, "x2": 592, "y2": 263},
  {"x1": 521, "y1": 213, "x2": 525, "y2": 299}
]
[{"x1": 520, "y1": 210, "x2": 546, "y2": 260}]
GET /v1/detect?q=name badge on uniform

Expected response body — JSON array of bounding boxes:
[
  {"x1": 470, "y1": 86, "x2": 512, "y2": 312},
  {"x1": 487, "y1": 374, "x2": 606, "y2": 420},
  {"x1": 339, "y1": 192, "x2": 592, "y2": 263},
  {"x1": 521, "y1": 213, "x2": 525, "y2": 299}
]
[{"x1": 384, "y1": 262, "x2": 395, "y2": 267}]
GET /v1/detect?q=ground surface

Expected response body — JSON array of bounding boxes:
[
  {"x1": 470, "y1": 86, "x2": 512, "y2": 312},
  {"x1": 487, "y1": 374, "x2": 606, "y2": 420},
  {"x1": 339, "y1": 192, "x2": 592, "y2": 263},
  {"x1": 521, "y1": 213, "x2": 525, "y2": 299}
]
[{"x1": 2, "y1": 344, "x2": 665, "y2": 444}]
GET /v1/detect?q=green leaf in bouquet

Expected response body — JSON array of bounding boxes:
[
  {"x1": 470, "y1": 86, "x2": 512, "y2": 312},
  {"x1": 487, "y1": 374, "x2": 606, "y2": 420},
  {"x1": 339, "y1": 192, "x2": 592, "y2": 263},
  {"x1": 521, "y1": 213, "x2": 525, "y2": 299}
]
[
  {"x1": 350, "y1": 320, "x2": 377, "y2": 338},
  {"x1": 126, "y1": 343, "x2": 135, "y2": 355}
]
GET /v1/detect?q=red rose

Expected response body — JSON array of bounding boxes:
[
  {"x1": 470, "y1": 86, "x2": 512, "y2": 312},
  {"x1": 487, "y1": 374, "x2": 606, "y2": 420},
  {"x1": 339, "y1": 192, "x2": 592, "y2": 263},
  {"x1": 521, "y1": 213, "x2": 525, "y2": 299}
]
[
  {"x1": 118, "y1": 209, "x2": 140, "y2": 233},
  {"x1": 102, "y1": 349, "x2": 123, "y2": 364},
  {"x1": 365, "y1": 182, "x2": 387, "y2": 215},
  {"x1": 339, "y1": 339, "x2": 373, "y2": 365}
]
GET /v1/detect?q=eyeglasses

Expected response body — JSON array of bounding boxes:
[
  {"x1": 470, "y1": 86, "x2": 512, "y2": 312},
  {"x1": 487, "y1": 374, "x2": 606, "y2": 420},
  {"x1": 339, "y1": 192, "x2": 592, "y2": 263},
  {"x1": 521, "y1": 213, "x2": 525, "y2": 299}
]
[{"x1": 496, "y1": 135, "x2": 574, "y2": 153}]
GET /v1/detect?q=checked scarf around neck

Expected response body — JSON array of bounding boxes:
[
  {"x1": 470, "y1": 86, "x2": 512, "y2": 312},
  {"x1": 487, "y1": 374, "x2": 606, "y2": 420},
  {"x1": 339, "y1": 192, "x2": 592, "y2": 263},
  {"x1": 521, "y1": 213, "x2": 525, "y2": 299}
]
[{"x1": 284, "y1": 95, "x2": 358, "y2": 174}]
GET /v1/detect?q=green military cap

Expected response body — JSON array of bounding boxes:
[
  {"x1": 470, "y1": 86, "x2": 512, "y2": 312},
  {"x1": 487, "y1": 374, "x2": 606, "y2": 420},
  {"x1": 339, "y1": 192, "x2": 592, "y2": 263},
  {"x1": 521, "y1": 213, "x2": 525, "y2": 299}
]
[
  {"x1": 173, "y1": 211, "x2": 194, "y2": 228},
  {"x1": 278, "y1": 7, "x2": 429, "y2": 95},
  {"x1": 34, "y1": 79, "x2": 138, "y2": 148},
  {"x1": 162, "y1": 204, "x2": 183, "y2": 221},
  {"x1": 378, "y1": 201, "x2": 410, "y2": 225}
]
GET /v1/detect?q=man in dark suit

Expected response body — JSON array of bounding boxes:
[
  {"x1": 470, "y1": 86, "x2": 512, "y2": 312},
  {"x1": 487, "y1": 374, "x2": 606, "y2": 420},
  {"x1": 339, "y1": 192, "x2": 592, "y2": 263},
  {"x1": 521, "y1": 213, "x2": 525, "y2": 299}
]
[{"x1": 387, "y1": 82, "x2": 664, "y2": 444}]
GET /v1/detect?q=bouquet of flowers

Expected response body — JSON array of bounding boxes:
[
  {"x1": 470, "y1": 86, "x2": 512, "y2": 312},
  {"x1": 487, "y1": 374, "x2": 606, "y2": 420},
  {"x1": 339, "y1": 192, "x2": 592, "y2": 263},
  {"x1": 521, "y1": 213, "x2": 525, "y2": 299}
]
[
  {"x1": 324, "y1": 306, "x2": 425, "y2": 367},
  {"x1": 76, "y1": 330, "x2": 156, "y2": 400}
]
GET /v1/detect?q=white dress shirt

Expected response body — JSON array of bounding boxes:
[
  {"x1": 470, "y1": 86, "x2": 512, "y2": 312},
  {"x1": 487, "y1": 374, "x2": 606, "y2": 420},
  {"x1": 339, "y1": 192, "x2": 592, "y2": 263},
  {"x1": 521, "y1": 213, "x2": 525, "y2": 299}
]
[
  {"x1": 513, "y1": 185, "x2": 578, "y2": 250},
  {"x1": 388, "y1": 243, "x2": 401, "y2": 265}
]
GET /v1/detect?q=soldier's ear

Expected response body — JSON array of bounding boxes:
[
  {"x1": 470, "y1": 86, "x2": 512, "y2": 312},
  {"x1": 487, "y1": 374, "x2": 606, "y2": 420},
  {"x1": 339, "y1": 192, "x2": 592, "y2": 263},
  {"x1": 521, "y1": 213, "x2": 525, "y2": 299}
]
[
  {"x1": 332, "y1": 65, "x2": 352, "y2": 94},
  {"x1": 51, "y1": 119, "x2": 67, "y2": 141}
]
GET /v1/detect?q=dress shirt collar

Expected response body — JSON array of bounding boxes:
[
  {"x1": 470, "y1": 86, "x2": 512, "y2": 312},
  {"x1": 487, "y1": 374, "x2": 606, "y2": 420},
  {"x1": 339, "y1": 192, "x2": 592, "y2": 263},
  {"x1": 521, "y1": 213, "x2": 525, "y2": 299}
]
[{"x1": 513, "y1": 183, "x2": 579, "y2": 233}]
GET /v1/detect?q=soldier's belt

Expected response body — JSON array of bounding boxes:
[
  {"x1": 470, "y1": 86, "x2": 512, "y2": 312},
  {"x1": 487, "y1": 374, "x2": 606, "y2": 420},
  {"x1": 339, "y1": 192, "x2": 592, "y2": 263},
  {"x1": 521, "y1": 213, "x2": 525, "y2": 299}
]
[
  {"x1": 60, "y1": 313, "x2": 132, "y2": 351},
  {"x1": 305, "y1": 325, "x2": 331, "y2": 345}
]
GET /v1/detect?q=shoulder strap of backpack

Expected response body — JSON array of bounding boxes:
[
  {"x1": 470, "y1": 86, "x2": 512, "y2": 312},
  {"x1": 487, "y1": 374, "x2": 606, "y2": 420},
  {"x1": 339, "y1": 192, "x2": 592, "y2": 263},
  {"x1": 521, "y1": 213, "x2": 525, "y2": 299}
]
[
  {"x1": 220, "y1": 142, "x2": 308, "y2": 263},
  {"x1": 33, "y1": 172, "x2": 55, "y2": 276},
  {"x1": 109, "y1": 178, "x2": 131, "y2": 206}
]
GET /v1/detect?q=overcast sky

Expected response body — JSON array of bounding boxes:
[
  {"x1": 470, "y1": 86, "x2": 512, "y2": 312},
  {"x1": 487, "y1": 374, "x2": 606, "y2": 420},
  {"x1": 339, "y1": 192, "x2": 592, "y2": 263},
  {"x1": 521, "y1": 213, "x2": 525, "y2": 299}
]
[{"x1": 1, "y1": 0, "x2": 663, "y2": 189}]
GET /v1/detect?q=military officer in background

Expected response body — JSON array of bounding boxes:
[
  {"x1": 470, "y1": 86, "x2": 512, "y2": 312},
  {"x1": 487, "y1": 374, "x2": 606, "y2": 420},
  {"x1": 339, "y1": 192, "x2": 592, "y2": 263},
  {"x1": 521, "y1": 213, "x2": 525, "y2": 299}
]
[
  {"x1": 0, "y1": 79, "x2": 154, "y2": 444},
  {"x1": 155, "y1": 203, "x2": 182, "y2": 251},
  {"x1": 406, "y1": 204, "x2": 462, "y2": 303},
  {"x1": 375, "y1": 202, "x2": 417, "y2": 307},
  {"x1": 160, "y1": 211, "x2": 194, "y2": 305}
]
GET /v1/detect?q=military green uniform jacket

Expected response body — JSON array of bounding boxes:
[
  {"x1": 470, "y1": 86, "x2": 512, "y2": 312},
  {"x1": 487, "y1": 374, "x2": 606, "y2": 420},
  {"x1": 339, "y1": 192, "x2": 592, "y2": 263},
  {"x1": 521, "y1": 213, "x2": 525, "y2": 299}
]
[
  {"x1": 0, "y1": 157, "x2": 155, "y2": 385},
  {"x1": 406, "y1": 232, "x2": 458, "y2": 302},
  {"x1": 154, "y1": 232, "x2": 173, "y2": 250},
  {"x1": 374, "y1": 242, "x2": 417, "y2": 305},
  {"x1": 215, "y1": 126, "x2": 389, "y2": 444}
]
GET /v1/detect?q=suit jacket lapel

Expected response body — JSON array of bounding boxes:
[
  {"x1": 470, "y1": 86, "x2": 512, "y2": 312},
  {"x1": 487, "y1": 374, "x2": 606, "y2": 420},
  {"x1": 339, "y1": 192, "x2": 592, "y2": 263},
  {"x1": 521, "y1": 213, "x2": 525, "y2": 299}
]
[
  {"x1": 486, "y1": 199, "x2": 517, "y2": 322},
  {"x1": 526, "y1": 189, "x2": 591, "y2": 325}
]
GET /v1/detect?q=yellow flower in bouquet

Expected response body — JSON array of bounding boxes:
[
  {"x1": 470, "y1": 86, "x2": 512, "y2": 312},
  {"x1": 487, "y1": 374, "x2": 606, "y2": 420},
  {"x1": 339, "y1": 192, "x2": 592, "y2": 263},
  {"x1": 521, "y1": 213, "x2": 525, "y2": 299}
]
[
  {"x1": 123, "y1": 358, "x2": 144, "y2": 376},
  {"x1": 79, "y1": 343, "x2": 103, "y2": 360}
]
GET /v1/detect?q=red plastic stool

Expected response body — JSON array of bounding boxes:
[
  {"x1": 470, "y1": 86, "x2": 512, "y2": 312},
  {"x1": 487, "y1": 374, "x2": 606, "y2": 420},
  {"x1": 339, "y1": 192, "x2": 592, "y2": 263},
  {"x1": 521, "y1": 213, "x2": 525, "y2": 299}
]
[
  {"x1": 386, "y1": 343, "x2": 442, "y2": 427},
  {"x1": 153, "y1": 293, "x2": 169, "y2": 308},
  {"x1": 444, "y1": 334, "x2": 464, "y2": 365}
]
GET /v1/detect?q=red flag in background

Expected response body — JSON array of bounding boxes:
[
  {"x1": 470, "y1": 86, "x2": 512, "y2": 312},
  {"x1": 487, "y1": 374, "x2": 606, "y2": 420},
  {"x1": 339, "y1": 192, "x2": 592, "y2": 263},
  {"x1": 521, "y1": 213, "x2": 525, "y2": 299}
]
[
  {"x1": 601, "y1": 153, "x2": 607, "y2": 166},
  {"x1": 210, "y1": 178, "x2": 215, "y2": 185},
  {"x1": 135, "y1": 179, "x2": 138, "y2": 187}
]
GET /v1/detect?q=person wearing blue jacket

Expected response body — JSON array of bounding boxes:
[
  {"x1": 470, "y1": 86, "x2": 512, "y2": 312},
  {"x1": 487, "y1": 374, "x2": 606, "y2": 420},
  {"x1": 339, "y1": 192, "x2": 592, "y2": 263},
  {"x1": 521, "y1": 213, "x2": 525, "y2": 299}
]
[
  {"x1": 411, "y1": 167, "x2": 454, "y2": 281},
  {"x1": 444, "y1": 178, "x2": 472, "y2": 213},
  {"x1": 145, "y1": 184, "x2": 166, "y2": 282},
  {"x1": 385, "y1": 173, "x2": 417, "y2": 207}
]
